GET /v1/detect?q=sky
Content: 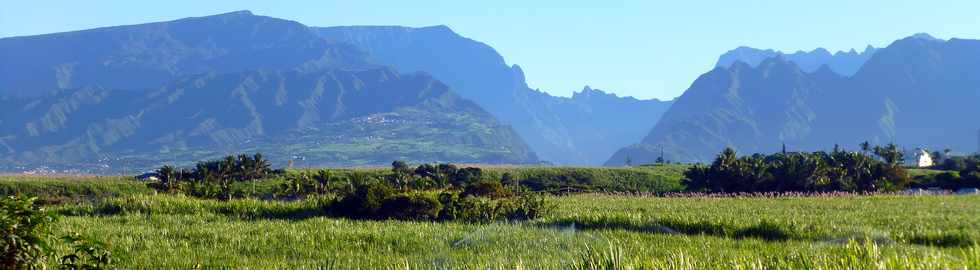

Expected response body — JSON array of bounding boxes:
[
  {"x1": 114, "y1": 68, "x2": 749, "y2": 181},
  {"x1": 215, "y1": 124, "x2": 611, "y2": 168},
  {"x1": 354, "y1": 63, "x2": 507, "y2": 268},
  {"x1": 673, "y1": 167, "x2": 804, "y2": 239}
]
[{"x1": 2, "y1": 0, "x2": 977, "y2": 100}]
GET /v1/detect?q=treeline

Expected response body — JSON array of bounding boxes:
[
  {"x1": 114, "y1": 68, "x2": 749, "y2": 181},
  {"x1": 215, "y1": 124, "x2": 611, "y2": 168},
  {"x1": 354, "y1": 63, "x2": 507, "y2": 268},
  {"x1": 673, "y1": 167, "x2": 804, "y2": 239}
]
[
  {"x1": 284, "y1": 161, "x2": 550, "y2": 222},
  {"x1": 683, "y1": 145, "x2": 911, "y2": 193},
  {"x1": 148, "y1": 153, "x2": 279, "y2": 199},
  {"x1": 146, "y1": 158, "x2": 550, "y2": 222}
]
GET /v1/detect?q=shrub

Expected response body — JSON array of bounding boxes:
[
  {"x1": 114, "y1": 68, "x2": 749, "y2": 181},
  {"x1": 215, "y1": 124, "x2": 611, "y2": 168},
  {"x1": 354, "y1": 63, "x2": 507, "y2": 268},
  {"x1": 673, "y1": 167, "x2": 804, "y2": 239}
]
[
  {"x1": 330, "y1": 182, "x2": 396, "y2": 219},
  {"x1": 438, "y1": 192, "x2": 551, "y2": 222},
  {"x1": 60, "y1": 233, "x2": 113, "y2": 270},
  {"x1": 378, "y1": 193, "x2": 442, "y2": 220},
  {"x1": 461, "y1": 181, "x2": 511, "y2": 199},
  {"x1": 500, "y1": 193, "x2": 552, "y2": 220},
  {"x1": 1, "y1": 195, "x2": 56, "y2": 269}
]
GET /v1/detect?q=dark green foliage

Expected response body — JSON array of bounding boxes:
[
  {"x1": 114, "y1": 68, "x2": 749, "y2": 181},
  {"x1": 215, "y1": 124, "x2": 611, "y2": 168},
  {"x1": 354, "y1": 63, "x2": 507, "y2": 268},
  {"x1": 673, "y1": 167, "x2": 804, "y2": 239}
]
[
  {"x1": 461, "y1": 181, "x2": 511, "y2": 199},
  {"x1": 327, "y1": 179, "x2": 550, "y2": 222},
  {"x1": 378, "y1": 193, "x2": 442, "y2": 220},
  {"x1": 872, "y1": 143, "x2": 904, "y2": 166},
  {"x1": 59, "y1": 233, "x2": 113, "y2": 270},
  {"x1": 914, "y1": 154, "x2": 980, "y2": 190},
  {"x1": 330, "y1": 182, "x2": 396, "y2": 219},
  {"x1": 684, "y1": 145, "x2": 910, "y2": 193},
  {"x1": 1, "y1": 195, "x2": 55, "y2": 270},
  {"x1": 147, "y1": 153, "x2": 278, "y2": 199}
]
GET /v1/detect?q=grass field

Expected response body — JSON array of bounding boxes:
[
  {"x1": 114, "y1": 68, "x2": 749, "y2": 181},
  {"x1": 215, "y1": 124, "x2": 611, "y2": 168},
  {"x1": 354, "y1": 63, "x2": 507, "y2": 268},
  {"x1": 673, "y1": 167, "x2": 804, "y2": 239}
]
[
  {"x1": 38, "y1": 194, "x2": 979, "y2": 269},
  {"x1": 3, "y1": 168, "x2": 978, "y2": 269}
]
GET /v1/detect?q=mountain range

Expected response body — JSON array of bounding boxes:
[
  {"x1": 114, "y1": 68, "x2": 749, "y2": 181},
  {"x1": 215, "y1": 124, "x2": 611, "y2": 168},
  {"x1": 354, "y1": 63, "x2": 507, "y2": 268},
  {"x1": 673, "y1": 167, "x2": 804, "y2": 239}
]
[
  {"x1": 0, "y1": 11, "x2": 536, "y2": 172},
  {"x1": 715, "y1": 45, "x2": 877, "y2": 76},
  {"x1": 315, "y1": 26, "x2": 672, "y2": 165},
  {"x1": 607, "y1": 33, "x2": 980, "y2": 165},
  {"x1": 3, "y1": 10, "x2": 977, "y2": 171}
]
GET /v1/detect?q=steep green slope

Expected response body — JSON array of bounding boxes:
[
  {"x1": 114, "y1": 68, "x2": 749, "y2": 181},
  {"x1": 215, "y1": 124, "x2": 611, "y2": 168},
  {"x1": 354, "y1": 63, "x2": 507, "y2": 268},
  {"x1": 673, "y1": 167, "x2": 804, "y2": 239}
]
[{"x1": 0, "y1": 68, "x2": 537, "y2": 172}]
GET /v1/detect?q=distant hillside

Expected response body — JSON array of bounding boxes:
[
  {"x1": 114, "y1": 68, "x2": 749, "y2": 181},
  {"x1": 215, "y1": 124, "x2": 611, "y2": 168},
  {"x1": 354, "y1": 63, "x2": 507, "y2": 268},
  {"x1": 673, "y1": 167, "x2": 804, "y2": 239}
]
[
  {"x1": 0, "y1": 68, "x2": 536, "y2": 172},
  {"x1": 316, "y1": 26, "x2": 672, "y2": 165},
  {"x1": 0, "y1": 11, "x2": 537, "y2": 172},
  {"x1": 608, "y1": 34, "x2": 980, "y2": 165},
  {"x1": 715, "y1": 45, "x2": 877, "y2": 76}
]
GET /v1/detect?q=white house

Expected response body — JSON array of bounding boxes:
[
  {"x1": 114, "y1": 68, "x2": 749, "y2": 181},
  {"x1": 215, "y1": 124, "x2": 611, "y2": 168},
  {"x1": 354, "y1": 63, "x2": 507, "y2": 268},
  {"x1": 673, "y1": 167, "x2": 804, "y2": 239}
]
[{"x1": 905, "y1": 148, "x2": 934, "y2": 168}]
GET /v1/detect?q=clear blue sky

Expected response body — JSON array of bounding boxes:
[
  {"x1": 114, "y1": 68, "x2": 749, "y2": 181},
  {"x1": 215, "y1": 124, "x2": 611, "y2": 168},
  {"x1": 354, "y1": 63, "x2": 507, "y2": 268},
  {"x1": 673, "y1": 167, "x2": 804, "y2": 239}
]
[{"x1": 2, "y1": 0, "x2": 976, "y2": 100}]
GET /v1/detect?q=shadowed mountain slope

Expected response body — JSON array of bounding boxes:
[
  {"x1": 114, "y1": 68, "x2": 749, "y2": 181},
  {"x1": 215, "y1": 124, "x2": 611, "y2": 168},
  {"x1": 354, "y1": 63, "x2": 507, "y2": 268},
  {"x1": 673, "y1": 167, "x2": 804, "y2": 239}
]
[{"x1": 316, "y1": 26, "x2": 672, "y2": 165}]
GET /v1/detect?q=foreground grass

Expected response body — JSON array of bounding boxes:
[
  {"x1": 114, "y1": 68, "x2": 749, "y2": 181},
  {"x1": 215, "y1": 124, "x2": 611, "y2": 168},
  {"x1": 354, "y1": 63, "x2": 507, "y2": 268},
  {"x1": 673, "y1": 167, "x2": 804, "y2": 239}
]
[{"x1": 48, "y1": 194, "x2": 979, "y2": 269}]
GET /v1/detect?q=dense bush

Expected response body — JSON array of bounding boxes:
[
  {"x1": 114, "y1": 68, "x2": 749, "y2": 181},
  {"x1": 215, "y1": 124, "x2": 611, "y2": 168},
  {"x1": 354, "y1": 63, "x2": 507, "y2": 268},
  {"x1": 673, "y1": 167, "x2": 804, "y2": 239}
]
[
  {"x1": 2, "y1": 195, "x2": 54, "y2": 269},
  {"x1": 1, "y1": 195, "x2": 112, "y2": 270},
  {"x1": 329, "y1": 182, "x2": 397, "y2": 219},
  {"x1": 59, "y1": 233, "x2": 113, "y2": 270},
  {"x1": 327, "y1": 180, "x2": 551, "y2": 222},
  {"x1": 378, "y1": 193, "x2": 442, "y2": 221},
  {"x1": 461, "y1": 181, "x2": 512, "y2": 199},
  {"x1": 683, "y1": 145, "x2": 911, "y2": 193}
]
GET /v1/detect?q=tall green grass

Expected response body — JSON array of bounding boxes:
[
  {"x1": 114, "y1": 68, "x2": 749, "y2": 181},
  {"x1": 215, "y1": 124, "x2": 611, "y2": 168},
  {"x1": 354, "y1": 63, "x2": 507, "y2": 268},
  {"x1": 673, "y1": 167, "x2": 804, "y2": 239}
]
[
  {"x1": 45, "y1": 193, "x2": 979, "y2": 269},
  {"x1": 0, "y1": 175, "x2": 151, "y2": 204}
]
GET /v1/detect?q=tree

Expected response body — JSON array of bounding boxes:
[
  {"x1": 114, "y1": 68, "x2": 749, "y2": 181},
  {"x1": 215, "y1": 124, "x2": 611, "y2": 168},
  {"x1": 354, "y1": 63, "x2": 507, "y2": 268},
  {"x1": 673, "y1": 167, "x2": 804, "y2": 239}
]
[
  {"x1": 872, "y1": 143, "x2": 904, "y2": 165},
  {"x1": 390, "y1": 160, "x2": 413, "y2": 190},
  {"x1": 251, "y1": 153, "x2": 271, "y2": 180},
  {"x1": 313, "y1": 170, "x2": 332, "y2": 194},
  {"x1": 156, "y1": 165, "x2": 178, "y2": 192},
  {"x1": 860, "y1": 141, "x2": 871, "y2": 154}
]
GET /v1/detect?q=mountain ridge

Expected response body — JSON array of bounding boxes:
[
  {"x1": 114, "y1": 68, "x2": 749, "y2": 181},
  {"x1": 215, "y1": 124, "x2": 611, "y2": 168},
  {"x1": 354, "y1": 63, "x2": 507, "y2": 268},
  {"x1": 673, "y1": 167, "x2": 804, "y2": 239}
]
[
  {"x1": 0, "y1": 11, "x2": 539, "y2": 172},
  {"x1": 608, "y1": 33, "x2": 980, "y2": 165},
  {"x1": 316, "y1": 25, "x2": 673, "y2": 165}
]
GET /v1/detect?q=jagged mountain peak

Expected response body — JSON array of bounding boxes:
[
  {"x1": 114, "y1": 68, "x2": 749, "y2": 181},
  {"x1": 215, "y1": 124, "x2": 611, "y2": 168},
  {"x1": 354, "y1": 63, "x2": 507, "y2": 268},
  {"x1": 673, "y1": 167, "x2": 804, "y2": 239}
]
[{"x1": 716, "y1": 44, "x2": 877, "y2": 77}]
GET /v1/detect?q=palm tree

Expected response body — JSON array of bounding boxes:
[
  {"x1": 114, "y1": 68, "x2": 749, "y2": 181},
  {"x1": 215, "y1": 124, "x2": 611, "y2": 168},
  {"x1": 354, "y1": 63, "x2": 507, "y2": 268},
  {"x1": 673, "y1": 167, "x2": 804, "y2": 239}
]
[
  {"x1": 252, "y1": 153, "x2": 270, "y2": 180},
  {"x1": 156, "y1": 165, "x2": 178, "y2": 192}
]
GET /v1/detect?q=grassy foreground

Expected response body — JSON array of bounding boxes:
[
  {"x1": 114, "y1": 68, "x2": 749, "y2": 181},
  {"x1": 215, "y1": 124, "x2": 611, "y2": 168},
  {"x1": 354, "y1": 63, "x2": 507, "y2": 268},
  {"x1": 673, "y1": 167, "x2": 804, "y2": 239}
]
[{"x1": 43, "y1": 194, "x2": 980, "y2": 269}]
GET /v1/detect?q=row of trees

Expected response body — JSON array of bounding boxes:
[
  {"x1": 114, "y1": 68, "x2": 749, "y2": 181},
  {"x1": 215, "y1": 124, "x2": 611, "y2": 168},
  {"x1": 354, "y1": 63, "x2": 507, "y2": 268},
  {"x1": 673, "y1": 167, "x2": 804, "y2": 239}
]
[
  {"x1": 149, "y1": 153, "x2": 277, "y2": 198},
  {"x1": 390, "y1": 161, "x2": 488, "y2": 190},
  {"x1": 684, "y1": 145, "x2": 910, "y2": 193}
]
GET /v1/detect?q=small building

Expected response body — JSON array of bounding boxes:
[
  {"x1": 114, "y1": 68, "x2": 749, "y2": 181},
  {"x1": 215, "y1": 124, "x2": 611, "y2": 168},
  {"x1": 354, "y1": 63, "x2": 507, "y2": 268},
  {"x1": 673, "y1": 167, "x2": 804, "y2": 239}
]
[{"x1": 905, "y1": 148, "x2": 934, "y2": 168}]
